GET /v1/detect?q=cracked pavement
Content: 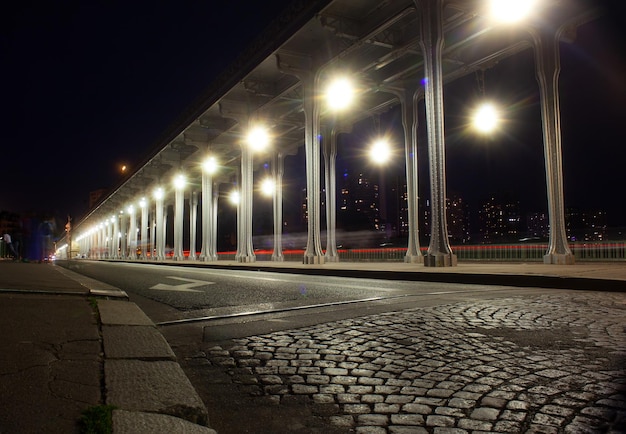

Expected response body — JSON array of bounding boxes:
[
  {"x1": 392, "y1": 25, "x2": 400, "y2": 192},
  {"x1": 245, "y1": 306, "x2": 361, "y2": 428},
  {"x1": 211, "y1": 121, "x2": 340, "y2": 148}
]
[
  {"x1": 180, "y1": 292, "x2": 626, "y2": 433},
  {"x1": 0, "y1": 294, "x2": 101, "y2": 434}
]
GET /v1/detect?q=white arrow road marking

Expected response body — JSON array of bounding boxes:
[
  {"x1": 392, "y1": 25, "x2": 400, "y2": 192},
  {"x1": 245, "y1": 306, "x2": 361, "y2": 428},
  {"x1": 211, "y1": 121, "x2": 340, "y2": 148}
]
[{"x1": 150, "y1": 276, "x2": 215, "y2": 292}]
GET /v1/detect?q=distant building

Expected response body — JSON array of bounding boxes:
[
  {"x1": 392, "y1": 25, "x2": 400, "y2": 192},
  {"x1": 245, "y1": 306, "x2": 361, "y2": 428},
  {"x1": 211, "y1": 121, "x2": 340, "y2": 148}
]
[
  {"x1": 566, "y1": 209, "x2": 607, "y2": 241},
  {"x1": 421, "y1": 194, "x2": 470, "y2": 245},
  {"x1": 89, "y1": 189, "x2": 108, "y2": 209},
  {"x1": 478, "y1": 196, "x2": 521, "y2": 243},
  {"x1": 338, "y1": 170, "x2": 381, "y2": 232},
  {"x1": 447, "y1": 194, "x2": 470, "y2": 244},
  {"x1": 526, "y1": 212, "x2": 549, "y2": 240}
]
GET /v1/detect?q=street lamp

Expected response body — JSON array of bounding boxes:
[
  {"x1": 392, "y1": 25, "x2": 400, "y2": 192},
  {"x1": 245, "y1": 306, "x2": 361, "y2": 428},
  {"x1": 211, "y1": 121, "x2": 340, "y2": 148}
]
[
  {"x1": 260, "y1": 178, "x2": 275, "y2": 197},
  {"x1": 153, "y1": 187, "x2": 164, "y2": 200},
  {"x1": 471, "y1": 102, "x2": 500, "y2": 134},
  {"x1": 325, "y1": 76, "x2": 355, "y2": 111},
  {"x1": 247, "y1": 126, "x2": 270, "y2": 152},
  {"x1": 229, "y1": 190, "x2": 240, "y2": 205},
  {"x1": 173, "y1": 173, "x2": 186, "y2": 190},
  {"x1": 369, "y1": 138, "x2": 392, "y2": 165},
  {"x1": 203, "y1": 156, "x2": 218, "y2": 174},
  {"x1": 489, "y1": 0, "x2": 537, "y2": 23}
]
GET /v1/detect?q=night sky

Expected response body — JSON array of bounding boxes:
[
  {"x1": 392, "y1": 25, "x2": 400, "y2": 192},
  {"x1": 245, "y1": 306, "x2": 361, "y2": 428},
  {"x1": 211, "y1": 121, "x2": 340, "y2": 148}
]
[{"x1": 2, "y1": 1, "x2": 625, "y2": 229}]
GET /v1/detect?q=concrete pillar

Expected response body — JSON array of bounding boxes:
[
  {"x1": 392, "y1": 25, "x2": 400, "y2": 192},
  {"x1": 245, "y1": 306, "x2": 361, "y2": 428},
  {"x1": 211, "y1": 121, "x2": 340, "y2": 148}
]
[
  {"x1": 113, "y1": 214, "x2": 120, "y2": 259},
  {"x1": 402, "y1": 85, "x2": 424, "y2": 263},
  {"x1": 532, "y1": 26, "x2": 575, "y2": 265},
  {"x1": 139, "y1": 197, "x2": 149, "y2": 260},
  {"x1": 417, "y1": 0, "x2": 457, "y2": 267},
  {"x1": 323, "y1": 126, "x2": 339, "y2": 262},
  {"x1": 154, "y1": 189, "x2": 165, "y2": 260},
  {"x1": 271, "y1": 151, "x2": 285, "y2": 262},
  {"x1": 127, "y1": 205, "x2": 137, "y2": 259},
  {"x1": 173, "y1": 180, "x2": 185, "y2": 261},
  {"x1": 237, "y1": 145, "x2": 256, "y2": 262},
  {"x1": 189, "y1": 190, "x2": 198, "y2": 260},
  {"x1": 200, "y1": 167, "x2": 218, "y2": 261},
  {"x1": 212, "y1": 186, "x2": 219, "y2": 260},
  {"x1": 276, "y1": 54, "x2": 324, "y2": 264},
  {"x1": 303, "y1": 73, "x2": 325, "y2": 264},
  {"x1": 119, "y1": 212, "x2": 127, "y2": 259},
  {"x1": 99, "y1": 224, "x2": 105, "y2": 259}
]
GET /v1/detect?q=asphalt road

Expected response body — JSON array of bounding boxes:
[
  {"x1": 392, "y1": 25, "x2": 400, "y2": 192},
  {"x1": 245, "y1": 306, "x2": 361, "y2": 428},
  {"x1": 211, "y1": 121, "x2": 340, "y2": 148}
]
[{"x1": 59, "y1": 260, "x2": 550, "y2": 327}]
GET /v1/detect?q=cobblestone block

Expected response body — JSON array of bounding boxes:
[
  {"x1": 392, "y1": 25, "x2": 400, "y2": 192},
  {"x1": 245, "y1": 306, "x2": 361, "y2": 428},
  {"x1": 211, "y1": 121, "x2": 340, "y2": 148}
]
[
  {"x1": 494, "y1": 420, "x2": 523, "y2": 433},
  {"x1": 292, "y1": 384, "x2": 318, "y2": 394},
  {"x1": 329, "y1": 415, "x2": 355, "y2": 427},
  {"x1": 457, "y1": 418, "x2": 493, "y2": 430},
  {"x1": 390, "y1": 414, "x2": 425, "y2": 426},
  {"x1": 373, "y1": 403, "x2": 400, "y2": 414},
  {"x1": 427, "y1": 388, "x2": 455, "y2": 398},
  {"x1": 532, "y1": 412, "x2": 565, "y2": 426},
  {"x1": 470, "y1": 407, "x2": 500, "y2": 420},
  {"x1": 324, "y1": 367, "x2": 348, "y2": 376},
  {"x1": 307, "y1": 374, "x2": 330, "y2": 385},
  {"x1": 320, "y1": 384, "x2": 345, "y2": 394},
  {"x1": 385, "y1": 394, "x2": 413, "y2": 404},
  {"x1": 389, "y1": 427, "x2": 428, "y2": 434},
  {"x1": 333, "y1": 375, "x2": 358, "y2": 385},
  {"x1": 312, "y1": 393, "x2": 335, "y2": 404},
  {"x1": 426, "y1": 415, "x2": 455, "y2": 427},
  {"x1": 359, "y1": 377, "x2": 385, "y2": 386},
  {"x1": 355, "y1": 426, "x2": 387, "y2": 434},
  {"x1": 362, "y1": 394, "x2": 385, "y2": 404},
  {"x1": 526, "y1": 424, "x2": 559, "y2": 433},
  {"x1": 357, "y1": 414, "x2": 389, "y2": 426},
  {"x1": 541, "y1": 404, "x2": 576, "y2": 417},
  {"x1": 481, "y1": 396, "x2": 507, "y2": 408},
  {"x1": 402, "y1": 403, "x2": 433, "y2": 414},
  {"x1": 348, "y1": 385, "x2": 374, "y2": 394},
  {"x1": 344, "y1": 404, "x2": 371, "y2": 414},
  {"x1": 338, "y1": 393, "x2": 361, "y2": 404},
  {"x1": 297, "y1": 366, "x2": 321, "y2": 375},
  {"x1": 435, "y1": 406, "x2": 465, "y2": 417},
  {"x1": 259, "y1": 375, "x2": 282, "y2": 385}
]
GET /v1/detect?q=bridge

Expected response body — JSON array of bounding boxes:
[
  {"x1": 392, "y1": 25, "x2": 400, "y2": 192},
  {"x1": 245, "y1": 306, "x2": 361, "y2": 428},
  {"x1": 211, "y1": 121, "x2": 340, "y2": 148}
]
[{"x1": 55, "y1": 0, "x2": 605, "y2": 266}]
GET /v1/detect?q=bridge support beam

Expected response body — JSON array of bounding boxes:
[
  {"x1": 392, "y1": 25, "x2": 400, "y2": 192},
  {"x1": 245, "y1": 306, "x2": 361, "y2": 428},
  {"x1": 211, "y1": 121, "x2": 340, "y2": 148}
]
[
  {"x1": 323, "y1": 125, "x2": 340, "y2": 263},
  {"x1": 271, "y1": 151, "x2": 285, "y2": 262},
  {"x1": 237, "y1": 144, "x2": 257, "y2": 263},
  {"x1": 189, "y1": 190, "x2": 198, "y2": 260},
  {"x1": 127, "y1": 206, "x2": 137, "y2": 260},
  {"x1": 532, "y1": 26, "x2": 575, "y2": 265},
  {"x1": 200, "y1": 168, "x2": 218, "y2": 261},
  {"x1": 401, "y1": 84, "x2": 424, "y2": 264},
  {"x1": 139, "y1": 198, "x2": 149, "y2": 260},
  {"x1": 154, "y1": 191, "x2": 165, "y2": 261},
  {"x1": 417, "y1": 0, "x2": 457, "y2": 267},
  {"x1": 173, "y1": 182, "x2": 185, "y2": 261}
]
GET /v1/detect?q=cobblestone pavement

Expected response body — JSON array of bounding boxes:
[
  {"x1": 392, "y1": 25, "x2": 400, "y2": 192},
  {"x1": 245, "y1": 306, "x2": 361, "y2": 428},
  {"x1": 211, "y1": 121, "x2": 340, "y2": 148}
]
[{"x1": 189, "y1": 292, "x2": 626, "y2": 433}]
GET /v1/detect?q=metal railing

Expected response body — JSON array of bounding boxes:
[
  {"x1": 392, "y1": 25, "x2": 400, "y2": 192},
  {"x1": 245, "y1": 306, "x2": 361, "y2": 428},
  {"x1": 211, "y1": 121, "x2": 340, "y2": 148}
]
[{"x1": 217, "y1": 242, "x2": 626, "y2": 262}]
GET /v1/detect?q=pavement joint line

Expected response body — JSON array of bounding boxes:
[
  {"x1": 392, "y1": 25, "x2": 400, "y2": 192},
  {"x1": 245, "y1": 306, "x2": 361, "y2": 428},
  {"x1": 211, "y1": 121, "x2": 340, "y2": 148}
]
[
  {"x1": 54, "y1": 263, "x2": 129, "y2": 298},
  {"x1": 155, "y1": 287, "x2": 506, "y2": 326},
  {"x1": 0, "y1": 288, "x2": 87, "y2": 295}
]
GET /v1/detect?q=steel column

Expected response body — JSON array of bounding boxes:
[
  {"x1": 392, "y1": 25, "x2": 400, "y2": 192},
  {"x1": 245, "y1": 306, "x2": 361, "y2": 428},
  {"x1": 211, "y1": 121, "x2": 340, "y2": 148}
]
[{"x1": 418, "y1": 0, "x2": 457, "y2": 267}]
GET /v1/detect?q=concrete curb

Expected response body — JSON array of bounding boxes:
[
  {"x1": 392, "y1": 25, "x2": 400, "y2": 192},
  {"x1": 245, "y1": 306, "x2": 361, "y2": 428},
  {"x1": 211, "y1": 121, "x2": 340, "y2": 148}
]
[{"x1": 98, "y1": 300, "x2": 216, "y2": 433}]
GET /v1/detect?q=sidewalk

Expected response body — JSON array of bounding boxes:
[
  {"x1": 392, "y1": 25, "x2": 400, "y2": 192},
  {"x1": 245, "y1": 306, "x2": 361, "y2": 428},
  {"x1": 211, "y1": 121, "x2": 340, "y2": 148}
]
[
  {"x1": 0, "y1": 259, "x2": 624, "y2": 433},
  {"x1": 0, "y1": 260, "x2": 216, "y2": 434}
]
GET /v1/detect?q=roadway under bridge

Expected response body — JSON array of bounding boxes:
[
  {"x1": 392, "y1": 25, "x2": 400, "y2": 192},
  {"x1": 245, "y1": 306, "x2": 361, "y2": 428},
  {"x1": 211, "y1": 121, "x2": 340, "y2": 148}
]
[{"x1": 59, "y1": 0, "x2": 603, "y2": 266}]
